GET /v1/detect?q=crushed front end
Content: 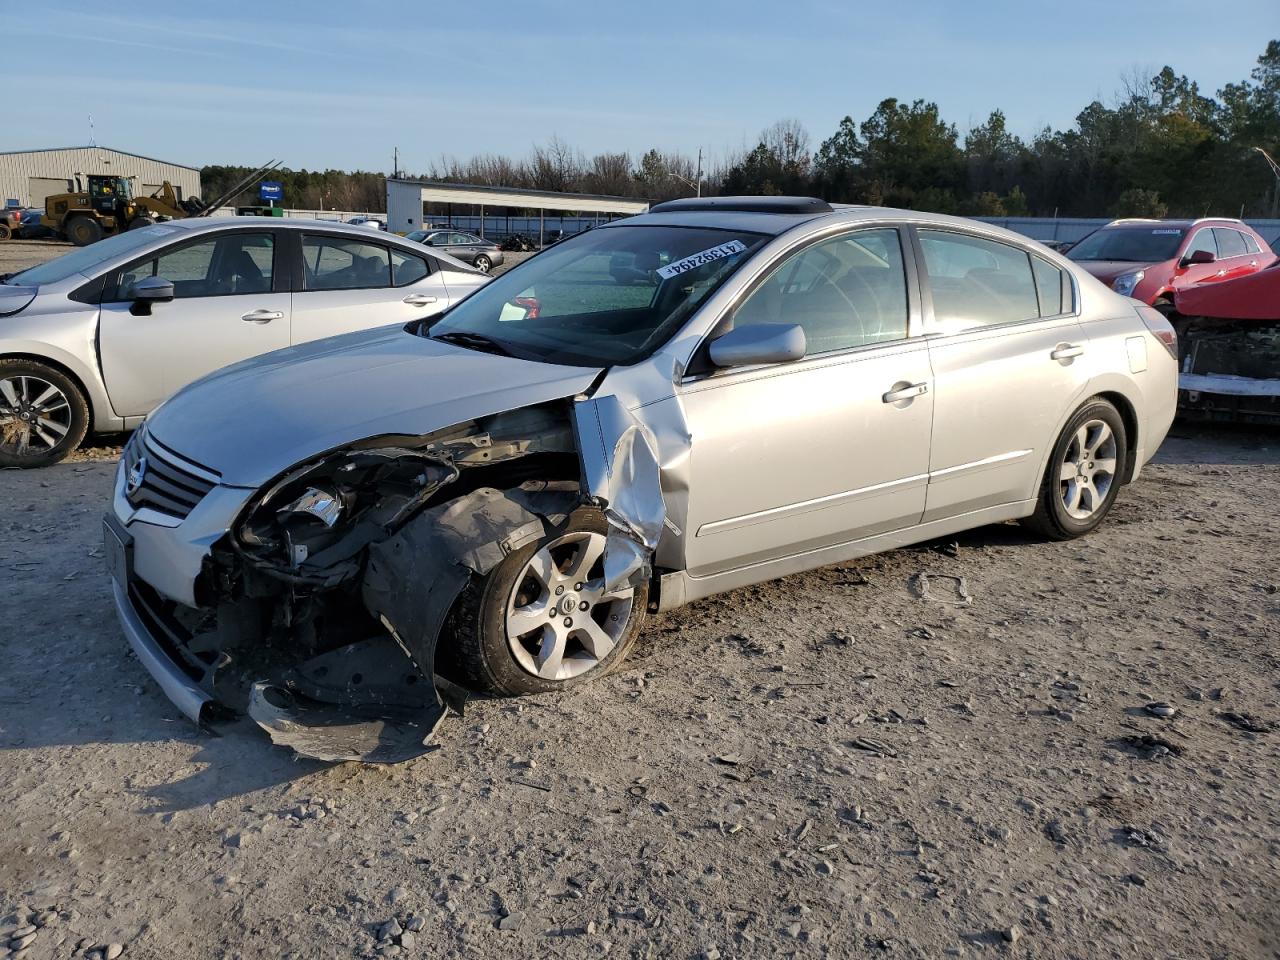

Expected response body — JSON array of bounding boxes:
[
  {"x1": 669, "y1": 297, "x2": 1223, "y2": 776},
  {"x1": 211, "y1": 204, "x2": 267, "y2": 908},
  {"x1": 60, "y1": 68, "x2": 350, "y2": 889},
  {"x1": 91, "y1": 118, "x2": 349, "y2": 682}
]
[
  {"x1": 1179, "y1": 319, "x2": 1280, "y2": 424},
  {"x1": 106, "y1": 399, "x2": 668, "y2": 763}
]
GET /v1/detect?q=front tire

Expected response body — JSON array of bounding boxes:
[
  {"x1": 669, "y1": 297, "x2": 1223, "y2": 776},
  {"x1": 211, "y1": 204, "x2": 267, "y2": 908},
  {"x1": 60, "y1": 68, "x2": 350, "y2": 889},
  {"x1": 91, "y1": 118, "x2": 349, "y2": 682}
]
[
  {"x1": 0, "y1": 222, "x2": 11, "y2": 242},
  {"x1": 1021, "y1": 398, "x2": 1127, "y2": 541},
  {"x1": 65, "y1": 216, "x2": 103, "y2": 246},
  {"x1": 0, "y1": 359, "x2": 90, "y2": 468},
  {"x1": 446, "y1": 506, "x2": 648, "y2": 696}
]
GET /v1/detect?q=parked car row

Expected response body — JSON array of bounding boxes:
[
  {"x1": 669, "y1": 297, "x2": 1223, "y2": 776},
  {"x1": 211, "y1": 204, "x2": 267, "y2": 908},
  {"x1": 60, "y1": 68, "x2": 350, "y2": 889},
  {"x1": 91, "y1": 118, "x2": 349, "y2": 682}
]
[
  {"x1": 0, "y1": 218, "x2": 489, "y2": 466},
  {"x1": 98, "y1": 196, "x2": 1179, "y2": 761}
]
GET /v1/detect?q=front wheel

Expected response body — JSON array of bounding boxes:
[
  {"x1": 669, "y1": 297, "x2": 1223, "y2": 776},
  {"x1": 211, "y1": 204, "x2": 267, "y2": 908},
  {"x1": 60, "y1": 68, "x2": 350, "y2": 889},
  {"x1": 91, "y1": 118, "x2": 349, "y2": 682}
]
[
  {"x1": 0, "y1": 359, "x2": 90, "y2": 468},
  {"x1": 473, "y1": 254, "x2": 492, "y2": 273},
  {"x1": 446, "y1": 507, "x2": 648, "y2": 696},
  {"x1": 65, "y1": 216, "x2": 102, "y2": 246},
  {"x1": 0, "y1": 222, "x2": 10, "y2": 242},
  {"x1": 1021, "y1": 398, "x2": 1127, "y2": 541}
]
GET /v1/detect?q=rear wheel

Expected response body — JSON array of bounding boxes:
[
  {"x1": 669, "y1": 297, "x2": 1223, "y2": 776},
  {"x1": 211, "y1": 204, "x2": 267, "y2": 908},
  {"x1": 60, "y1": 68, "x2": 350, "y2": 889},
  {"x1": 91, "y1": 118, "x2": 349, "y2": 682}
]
[
  {"x1": 473, "y1": 254, "x2": 492, "y2": 273},
  {"x1": 0, "y1": 359, "x2": 89, "y2": 468},
  {"x1": 0, "y1": 222, "x2": 11, "y2": 242},
  {"x1": 1021, "y1": 398, "x2": 1127, "y2": 541},
  {"x1": 446, "y1": 507, "x2": 648, "y2": 696},
  {"x1": 65, "y1": 216, "x2": 102, "y2": 246}
]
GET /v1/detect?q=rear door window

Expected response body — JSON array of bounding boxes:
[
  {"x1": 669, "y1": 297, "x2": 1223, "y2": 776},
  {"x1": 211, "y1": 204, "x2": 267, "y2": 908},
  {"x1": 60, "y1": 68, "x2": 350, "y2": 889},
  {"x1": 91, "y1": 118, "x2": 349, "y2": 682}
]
[
  {"x1": 1213, "y1": 228, "x2": 1247, "y2": 259},
  {"x1": 918, "y1": 230, "x2": 1040, "y2": 332},
  {"x1": 1242, "y1": 233, "x2": 1262, "y2": 255},
  {"x1": 302, "y1": 235, "x2": 391, "y2": 290}
]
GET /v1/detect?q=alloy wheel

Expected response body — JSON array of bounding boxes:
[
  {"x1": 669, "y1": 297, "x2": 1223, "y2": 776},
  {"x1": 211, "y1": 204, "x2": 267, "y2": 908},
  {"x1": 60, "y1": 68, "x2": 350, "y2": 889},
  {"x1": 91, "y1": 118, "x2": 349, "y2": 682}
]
[
  {"x1": 505, "y1": 531, "x2": 635, "y2": 681},
  {"x1": 0, "y1": 375, "x2": 72, "y2": 458},
  {"x1": 1058, "y1": 418, "x2": 1117, "y2": 520}
]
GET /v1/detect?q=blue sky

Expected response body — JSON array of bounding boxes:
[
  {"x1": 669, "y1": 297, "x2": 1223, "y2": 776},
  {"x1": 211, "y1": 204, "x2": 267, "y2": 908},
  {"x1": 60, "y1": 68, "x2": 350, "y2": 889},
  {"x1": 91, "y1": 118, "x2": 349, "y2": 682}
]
[{"x1": 4, "y1": 0, "x2": 1276, "y2": 173}]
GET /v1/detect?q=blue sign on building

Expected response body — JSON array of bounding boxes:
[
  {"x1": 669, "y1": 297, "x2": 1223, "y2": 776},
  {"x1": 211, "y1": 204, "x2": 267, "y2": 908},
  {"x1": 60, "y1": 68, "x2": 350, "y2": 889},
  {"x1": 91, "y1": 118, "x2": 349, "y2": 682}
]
[{"x1": 259, "y1": 181, "x2": 284, "y2": 202}]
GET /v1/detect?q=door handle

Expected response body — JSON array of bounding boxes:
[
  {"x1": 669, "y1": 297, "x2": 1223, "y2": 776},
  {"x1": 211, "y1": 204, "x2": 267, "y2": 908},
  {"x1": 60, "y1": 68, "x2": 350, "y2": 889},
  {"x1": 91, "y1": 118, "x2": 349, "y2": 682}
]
[
  {"x1": 241, "y1": 309, "x2": 283, "y2": 324},
  {"x1": 882, "y1": 382, "x2": 928, "y2": 404},
  {"x1": 402, "y1": 294, "x2": 438, "y2": 307},
  {"x1": 1050, "y1": 343, "x2": 1084, "y2": 361}
]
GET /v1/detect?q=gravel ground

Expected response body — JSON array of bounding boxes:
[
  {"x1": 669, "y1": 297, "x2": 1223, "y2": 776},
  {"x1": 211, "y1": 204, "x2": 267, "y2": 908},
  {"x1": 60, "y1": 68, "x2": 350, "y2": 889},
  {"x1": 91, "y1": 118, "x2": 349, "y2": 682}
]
[{"x1": 1, "y1": 424, "x2": 1277, "y2": 960}]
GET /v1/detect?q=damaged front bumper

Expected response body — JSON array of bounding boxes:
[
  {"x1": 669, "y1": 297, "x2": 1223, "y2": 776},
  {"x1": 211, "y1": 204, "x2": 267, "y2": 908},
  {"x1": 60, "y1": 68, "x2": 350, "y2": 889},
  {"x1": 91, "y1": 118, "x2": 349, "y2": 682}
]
[
  {"x1": 1179, "y1": 321, "x2": 1280, "y2": 423},
  {"x1": 107, "y1": 398, "x2": 669, "y2": 763}
]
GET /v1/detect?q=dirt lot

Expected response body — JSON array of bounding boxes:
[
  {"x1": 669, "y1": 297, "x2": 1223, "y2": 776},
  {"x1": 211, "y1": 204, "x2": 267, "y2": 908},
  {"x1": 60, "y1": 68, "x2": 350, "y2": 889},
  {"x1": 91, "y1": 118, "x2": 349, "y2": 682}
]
[{"x1": 1, "y1": 423, "x2": 1278, "y2": 960}]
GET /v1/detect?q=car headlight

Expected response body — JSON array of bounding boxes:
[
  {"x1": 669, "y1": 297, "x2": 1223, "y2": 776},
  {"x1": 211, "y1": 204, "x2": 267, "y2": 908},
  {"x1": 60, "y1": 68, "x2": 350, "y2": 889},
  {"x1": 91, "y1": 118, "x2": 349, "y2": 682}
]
[
  {"x1": 234, "y1": 446, "x2": 459, "y2": 581},
  {"x1": 1112, "y1": 270, "x2": 1145, "y2": 298}
]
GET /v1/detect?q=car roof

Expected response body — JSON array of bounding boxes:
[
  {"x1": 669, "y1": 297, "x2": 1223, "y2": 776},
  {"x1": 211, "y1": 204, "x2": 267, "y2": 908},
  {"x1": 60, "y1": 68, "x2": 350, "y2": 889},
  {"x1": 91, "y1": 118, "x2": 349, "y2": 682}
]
[
  {"x1": 610, "y1": 199, "x2": 1048, "y2": 240},
  {"x1": 166, "y1": 217, "x2": 394, "y2": 237}
]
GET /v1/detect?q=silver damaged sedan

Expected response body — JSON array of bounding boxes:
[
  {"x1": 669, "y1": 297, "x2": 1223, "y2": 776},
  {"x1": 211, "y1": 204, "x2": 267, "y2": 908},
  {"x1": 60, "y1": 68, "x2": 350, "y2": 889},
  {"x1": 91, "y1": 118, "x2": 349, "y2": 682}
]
[{"x1": 105, "y1": 196, "x2": 1178, "y2": 762}]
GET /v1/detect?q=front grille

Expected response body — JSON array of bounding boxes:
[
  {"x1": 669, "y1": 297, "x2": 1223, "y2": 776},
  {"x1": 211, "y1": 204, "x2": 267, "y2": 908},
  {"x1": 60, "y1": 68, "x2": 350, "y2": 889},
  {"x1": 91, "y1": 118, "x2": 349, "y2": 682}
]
[{"x1": 124, "y1": 429, "x2": 220, "y2": 520}]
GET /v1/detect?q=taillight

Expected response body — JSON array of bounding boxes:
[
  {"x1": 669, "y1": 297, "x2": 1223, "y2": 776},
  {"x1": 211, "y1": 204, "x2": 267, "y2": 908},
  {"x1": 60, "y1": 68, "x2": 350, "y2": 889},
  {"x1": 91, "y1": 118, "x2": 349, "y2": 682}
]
[{"x1": 1135, "y1": 304, "x2": 1178, "y2": 360}]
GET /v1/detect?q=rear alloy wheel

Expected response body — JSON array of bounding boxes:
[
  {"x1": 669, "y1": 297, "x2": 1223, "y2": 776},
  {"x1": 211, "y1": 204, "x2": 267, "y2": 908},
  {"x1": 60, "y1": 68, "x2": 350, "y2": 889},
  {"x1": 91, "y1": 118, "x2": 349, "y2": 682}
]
[
  {"x1": 0, "y1": 222, "x2": 11, "y2": 242},
  {"x1": 473, "y1": 254, "x2": 492, "y2": 273},
  {"x1": 65, "y1": 216, "x2": 103, "y2": 246},
  {"x1": 1022, "y1": 398, "x2": 1127, "y2": 540},
  {"x1": 447, "y1": 507, "x2": 648, "y2": 695},
  {"x1": 0, "y1": 360, "x2": 90, "y2": 468}
]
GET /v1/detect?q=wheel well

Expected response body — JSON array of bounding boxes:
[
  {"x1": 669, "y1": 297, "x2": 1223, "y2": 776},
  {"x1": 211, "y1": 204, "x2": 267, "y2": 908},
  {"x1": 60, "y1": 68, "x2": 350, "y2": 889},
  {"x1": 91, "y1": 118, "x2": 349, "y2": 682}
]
[
  {"x1": 1095, "y1": 390, "x2": 1139, "y2": 483},
  {"x1": 0, "y1": 352, "x2": 97, "y2": 426}
]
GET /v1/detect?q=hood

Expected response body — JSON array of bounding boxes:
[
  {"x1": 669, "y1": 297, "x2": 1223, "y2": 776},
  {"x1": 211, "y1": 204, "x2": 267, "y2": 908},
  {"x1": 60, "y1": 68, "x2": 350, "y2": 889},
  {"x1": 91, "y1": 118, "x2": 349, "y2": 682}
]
[
  {"x1": 145, "y1": 325, "x2": 602, "y2": 487},
  {"x1": 0, "y1": 283, "x2": 37, "y2": 316},
  {"x1": 1175, "y1": 261, "x2": 1280, "y2": 322},
  {"x1": 1073, "y1": 260, "x2": 1156, "y2": 286}
]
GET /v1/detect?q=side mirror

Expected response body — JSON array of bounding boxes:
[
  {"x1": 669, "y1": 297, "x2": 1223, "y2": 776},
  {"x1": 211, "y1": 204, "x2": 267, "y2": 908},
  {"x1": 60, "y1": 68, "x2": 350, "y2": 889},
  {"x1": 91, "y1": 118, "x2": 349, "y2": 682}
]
[
  {"x1": 708, "y1": 323, "x2": 806, "y2": 368},
  {"x1": 1181, "y1": 249, "x2": 1215, "y2": 267},
  {"x1": 129, "y1": 275, "x2": 174, "y2": 316}
]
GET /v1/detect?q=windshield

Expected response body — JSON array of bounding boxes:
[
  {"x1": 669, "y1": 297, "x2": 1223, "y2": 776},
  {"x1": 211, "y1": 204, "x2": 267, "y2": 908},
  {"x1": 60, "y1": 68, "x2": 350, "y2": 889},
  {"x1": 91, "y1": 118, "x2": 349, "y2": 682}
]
[
  {"x1": 427, "y1": 224, "x2": 767, "y2": 366},
  {"x1": 1068, "y1": 227, "x2": 1185, "y2": 263},
  {"x1": 406, "y1": 230, "x2": 428, "y2": 242},
  {"x1": 6, "y1": 224, "x2": 175, "y2": 286}
]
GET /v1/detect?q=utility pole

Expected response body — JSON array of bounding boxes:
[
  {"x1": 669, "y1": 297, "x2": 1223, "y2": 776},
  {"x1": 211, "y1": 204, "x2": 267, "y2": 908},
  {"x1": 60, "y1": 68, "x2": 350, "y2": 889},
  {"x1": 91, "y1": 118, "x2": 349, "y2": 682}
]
[
  {"x1": 393, "y1": 146, "x2": 400, "y2": 179},
  {"x1": 696, "y1": 147, "x2": 703, "y2": 198},
  {"x1": 1255, "y1": 147, "x2": 1280, "y2": 219}
]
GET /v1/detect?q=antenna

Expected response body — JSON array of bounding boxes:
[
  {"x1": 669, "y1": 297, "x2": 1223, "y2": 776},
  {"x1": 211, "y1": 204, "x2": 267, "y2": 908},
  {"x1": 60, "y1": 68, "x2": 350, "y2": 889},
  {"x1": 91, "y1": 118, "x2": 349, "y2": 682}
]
[{"x1": 1256, "y1": 147, "x2": 1280, "y2": 219}]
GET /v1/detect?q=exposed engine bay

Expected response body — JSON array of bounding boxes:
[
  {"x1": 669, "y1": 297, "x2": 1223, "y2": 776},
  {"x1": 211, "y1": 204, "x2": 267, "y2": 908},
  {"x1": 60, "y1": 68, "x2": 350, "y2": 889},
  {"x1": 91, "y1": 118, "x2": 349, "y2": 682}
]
[
  {"x1": 1179, "y1": 319, "x2": 1280, "y2": 424},
  {"x1": 154, "y1": 397, "x2": 666, "y2": 763}
]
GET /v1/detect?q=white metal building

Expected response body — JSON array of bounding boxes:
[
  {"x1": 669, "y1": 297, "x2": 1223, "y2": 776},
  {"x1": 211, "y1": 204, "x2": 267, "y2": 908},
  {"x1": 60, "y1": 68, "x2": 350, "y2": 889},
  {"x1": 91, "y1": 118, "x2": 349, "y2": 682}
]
[
  {"x1": 387, "y1": 178, "x2": 649, "y2": 244},
  {"x1": 0, "y1": 147, "x2": 202, "y2": 209}
]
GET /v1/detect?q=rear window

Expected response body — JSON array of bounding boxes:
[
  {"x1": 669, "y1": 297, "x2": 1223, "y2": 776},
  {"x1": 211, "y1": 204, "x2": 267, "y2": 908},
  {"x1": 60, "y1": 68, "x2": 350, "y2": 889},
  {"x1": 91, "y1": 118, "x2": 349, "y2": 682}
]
[{"x1": 1067, "y1": 227, "x2": 1185, "y2": 263}]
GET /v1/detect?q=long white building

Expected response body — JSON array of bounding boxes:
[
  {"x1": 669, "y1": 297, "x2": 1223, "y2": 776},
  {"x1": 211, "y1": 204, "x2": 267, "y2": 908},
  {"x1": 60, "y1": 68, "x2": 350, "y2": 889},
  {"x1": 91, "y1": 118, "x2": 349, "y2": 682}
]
[{"x1": 0, "y1": 146, "x2": 201, "y2": 208}]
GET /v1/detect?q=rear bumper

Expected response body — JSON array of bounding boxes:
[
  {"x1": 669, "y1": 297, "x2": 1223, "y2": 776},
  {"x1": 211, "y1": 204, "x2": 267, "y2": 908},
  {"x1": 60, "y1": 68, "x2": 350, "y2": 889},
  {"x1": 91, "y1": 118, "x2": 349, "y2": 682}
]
[
  {"x1": 112, "y1": 578, "x2": 212, "y2": 723},
  {"x1": 1179, "y1": 372, "x2": 1280, "y2": 397}
]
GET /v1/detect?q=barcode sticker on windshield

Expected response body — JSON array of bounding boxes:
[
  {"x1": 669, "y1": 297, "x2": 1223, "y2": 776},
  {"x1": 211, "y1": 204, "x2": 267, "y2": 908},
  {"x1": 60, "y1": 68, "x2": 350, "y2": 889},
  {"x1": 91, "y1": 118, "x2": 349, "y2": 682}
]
[
  {"x1": 1151, "y1": 229, "x2": 1181, "y2": 235},
  {"x1": 656, "y1": 240, "x2": 747, "y2": 279}
]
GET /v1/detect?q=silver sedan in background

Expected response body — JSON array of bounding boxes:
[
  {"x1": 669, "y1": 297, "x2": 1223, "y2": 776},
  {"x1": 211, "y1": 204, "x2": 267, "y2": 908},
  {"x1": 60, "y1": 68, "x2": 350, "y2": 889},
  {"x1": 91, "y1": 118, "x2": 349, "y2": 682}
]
[
  {"x1": 0, "y1": 218, "x2": 489, "y2": 466},
  {"x1": 406, "y1": 229, "x2": 505, "y2": 272},
  {"x1": 106, "y1": 196, "x2": 1178, "y2": 762}
]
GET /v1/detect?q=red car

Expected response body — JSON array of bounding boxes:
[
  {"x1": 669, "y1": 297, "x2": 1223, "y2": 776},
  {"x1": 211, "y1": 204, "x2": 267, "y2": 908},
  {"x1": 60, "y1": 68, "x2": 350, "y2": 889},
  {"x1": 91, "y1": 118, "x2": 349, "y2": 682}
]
[
  {"x1": 1067, "y1": 218, "x2": 1275, "y2": 312},
  {"x1": 1173, "y1": 261, "x2": 1280, "y2": 423}
]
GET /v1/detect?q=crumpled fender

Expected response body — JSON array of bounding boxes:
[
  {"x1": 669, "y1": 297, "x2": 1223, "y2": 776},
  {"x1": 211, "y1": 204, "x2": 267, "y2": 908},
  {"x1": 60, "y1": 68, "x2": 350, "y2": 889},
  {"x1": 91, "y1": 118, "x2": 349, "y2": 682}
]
[{"x1": 571, "y1": 395, "x2": 667, "y2": 592}]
